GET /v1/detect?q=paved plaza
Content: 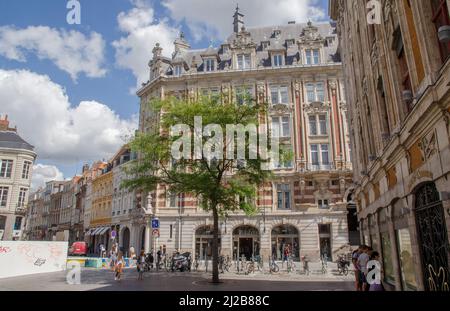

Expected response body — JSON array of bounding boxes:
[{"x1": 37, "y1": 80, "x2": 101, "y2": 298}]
[{"x1": 0, "y1": 267, "x2": 354, "y2": 291}]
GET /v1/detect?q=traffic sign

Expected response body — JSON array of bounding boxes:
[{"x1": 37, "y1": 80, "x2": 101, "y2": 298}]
[
  {"x1": 111, "y1": 230, "x2": 116, "y2": 239},
  {"x1": 151, "y1": 218, "x2": 160, "y2": 229}
]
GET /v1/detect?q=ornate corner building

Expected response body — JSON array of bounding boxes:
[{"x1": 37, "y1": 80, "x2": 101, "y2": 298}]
[
  {"x1": 136, "y1": 7, "x2": 357, "y2": 262},
  {"x1": 330, "y1": 0, "x2": 450, "y2": 290}
]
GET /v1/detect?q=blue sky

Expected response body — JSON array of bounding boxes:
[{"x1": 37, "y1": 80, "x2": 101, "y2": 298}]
[{"x1": 0, "y1": 0, "x2": 328, "y2": 188}]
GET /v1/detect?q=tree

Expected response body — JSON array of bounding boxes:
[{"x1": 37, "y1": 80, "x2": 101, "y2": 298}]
[{"x1": 123, "y1": 94, "x2": 277, "y2": 283}]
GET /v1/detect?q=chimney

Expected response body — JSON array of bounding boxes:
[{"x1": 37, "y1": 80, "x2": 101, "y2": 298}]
[
  {"x1": 288, "y1": 21, "x2": 296, "y2": 24},
  {"x1": 233, "y1": 4, "x2": 244, "y2": 33},
  {"x1": 0, "y1": 114, "x2": 16, "y2": 132}
]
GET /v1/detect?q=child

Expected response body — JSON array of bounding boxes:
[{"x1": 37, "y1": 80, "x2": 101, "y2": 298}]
[{"x1": 115, "y1": 251, "x2": 124, "y2": 281}]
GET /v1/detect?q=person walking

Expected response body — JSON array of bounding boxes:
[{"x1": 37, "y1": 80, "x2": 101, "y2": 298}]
[
  {"x1": 109, "y1": 243, "x2": 118, "y2": 271},
  {"x1": 357, "y1": 245, "x2": 370, "y2": 291},
  {"x1": 137, "y1": 250, "x2": 146, "y2": 280},
  {"x1": 352, "y1": 246, "x2": 363, "y2": 291},
  {"x1": 114, "y1": 251, "x2": 124, "y2": 281}
]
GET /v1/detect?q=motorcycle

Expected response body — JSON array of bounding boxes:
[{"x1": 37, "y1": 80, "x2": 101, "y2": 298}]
[
  {"x1": 337, "y1": 254, "x2": 350, "y2": 276},
  {"x1": 171, "y1": 252, "x2": 192, "y2": 272}
]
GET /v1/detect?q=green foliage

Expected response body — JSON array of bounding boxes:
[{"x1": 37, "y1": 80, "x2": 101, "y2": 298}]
[{"x1": 122, "y1": 95, "x2": 272, "y2": 215}]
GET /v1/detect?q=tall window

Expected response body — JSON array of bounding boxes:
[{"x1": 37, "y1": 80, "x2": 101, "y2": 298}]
[
  {"x1": 310, "y1": 144, "x2": 330, "y2": 167},
  {"x1": 278, "y1": 145, "x2": 293, "y2": 168},
  {"x1": 305, "y1": 82, "x2": 325, "y2": 102},
  {"x1": 431, "y1": 0, "x2": 450, "y2": 62},
  {"x1": 237, "y1": 54, "x2": 251, "y2": 69},
  {"x1": 13, "y1": 217, "x2": 22, "y2": 231},
  {"x1": 236, "y1": 86, "x2": 253, "y2": 105},
  {"x1": 0, "y1": 160, "x2": 13, "y2": 178},
  {"x1": 309, "y1": 115, "x2": 328, "y2": 135},
  {"x1": 393, "y1": 26, "x2": 412, "y2": 110},
  {"x1": 271, "y1": 85, "x2": 289, "y2": 105},
  {"x1": 271, "y1": 116, "x2": 291, "y2": 138},
  {"x1": 305, "y1": 49, "x2": 320, "y2": 64},
  {"x1": 18, "y1": 188, "x2": 27, "y2": 208},
  {"x1": 0, "y1": 187, "x2": 8, "y2": 207},
  {"x1": 174, "y1": 65, "x2": 182, "y2": 76},
  {"x1": 205, "y1": 59, "x2": 215, "y2": 72},
  {"x1": 273, "y1": 54, "x2": 283, "y2": 67},
  {"x1": 276, "y1": 184, "x2": 291, "y2": 209},
  {"x1": 22, "y1": 161, "x2": 32, "y2": 179}
]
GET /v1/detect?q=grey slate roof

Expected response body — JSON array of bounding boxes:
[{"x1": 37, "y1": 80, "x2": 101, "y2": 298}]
[
  {"x1": 162, "y1": 21, "x2": 339, "y2": 76},
  {"x1": 0, "y1": 131, "x2": 35, "y2": 151}
]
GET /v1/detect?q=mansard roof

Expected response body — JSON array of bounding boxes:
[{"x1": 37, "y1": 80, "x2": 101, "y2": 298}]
[{"x1": 155, "y1": 21, "x2": 339, "y2": 78}]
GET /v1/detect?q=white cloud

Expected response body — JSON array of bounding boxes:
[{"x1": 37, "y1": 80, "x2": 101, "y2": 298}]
[
  {"x1": 31, "y1": 164, "x2": 65, "y2": 191},
  {"x1": 0, "y1": 26, "x2": 107, "y2": 81},
  {"x1": 112, "y1": 0, "x2": 179, "y2": 89},
  {"x1": 0, "y1": 69, "x2": 138, "y2": 169},
  {"x1": 162, "y1": 0, "x2": 326, "y2": 41}
]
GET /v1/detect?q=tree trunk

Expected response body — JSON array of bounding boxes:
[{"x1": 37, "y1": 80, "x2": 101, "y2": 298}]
[{"x1": 212, "y1": 204, "x2": 220, "y2": 283}]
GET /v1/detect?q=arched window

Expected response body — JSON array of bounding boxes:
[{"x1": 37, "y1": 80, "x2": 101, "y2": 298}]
[{"x1": 232, "y1": 225, "x2": 260, "y2": 260}]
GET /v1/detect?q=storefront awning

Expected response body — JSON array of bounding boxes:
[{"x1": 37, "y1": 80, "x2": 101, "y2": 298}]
[
  {"x1": 98, "y1": 227, "x2": 110, "y2": 235},
  {"x1": 91, "y1": 227, "x2": 103, "y2": 236},
  {"x1": 85, "y1": 228, "x2": 96, "y2": 236}
]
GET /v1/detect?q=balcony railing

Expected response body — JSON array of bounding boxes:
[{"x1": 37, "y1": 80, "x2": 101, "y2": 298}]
[{"x1": 306, "y1": 163, "x2": 335, "y2": 171}]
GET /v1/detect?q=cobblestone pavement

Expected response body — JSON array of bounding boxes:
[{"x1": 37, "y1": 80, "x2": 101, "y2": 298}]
[{"x1": 0, "y1": 267, "x2": 354, "y2": 291}]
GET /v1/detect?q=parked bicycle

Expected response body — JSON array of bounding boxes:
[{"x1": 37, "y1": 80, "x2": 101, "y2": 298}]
[
  {"x1": 286, "y1": 256, "x2": 296, "y2": 273},
  {"x1": 269, "y1": 255, "x2": 279, "y2": 273},
  {"x1": 245, "y1": 255, "x2": 263, "y2": 274}
]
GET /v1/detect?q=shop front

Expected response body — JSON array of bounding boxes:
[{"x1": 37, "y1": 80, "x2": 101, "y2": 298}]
[
  {"x1": 271, "y1": 224, "x2": 300, "y2": 260},
  {"x1": 232, "y1": 225, "x2": 260, "y2": 260}
]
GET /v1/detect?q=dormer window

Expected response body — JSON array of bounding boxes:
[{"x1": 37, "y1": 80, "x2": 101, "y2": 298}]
[
  {"x1": 305, "y1": 49, "x2": 320, "y2": 65},
  {"x1": 222, "y1": 45, "x2": 230, "y2": 54},
  {"x1": 237, "y1": 54, "x2": 251, "y2": 69},
  {"x1": 174, "y1": 65, "x2": 182, "y2": 76},
  {"x1": 286, "y1": 39, "x2": 295, "y2": 47},
  {"x1": 273, "y1": 54, "x2": 284, "y2": 67},
  {"x1": 205, "y1": 59, "x2": 215, "y2": 72},
  {"x1": 273, "y1": 30, "x2": 281, "y2": 38},
  {"x1": 262, "y1": 41, "x2": 270, "y2": 50}
]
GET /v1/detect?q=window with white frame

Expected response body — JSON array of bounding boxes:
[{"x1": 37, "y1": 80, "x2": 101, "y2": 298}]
[
  {"x1": 18, "y1": 188, "x2": 27, "y2": 208},
  {"x1": 0, "y1": 160, "x2": 13, "y2": 178},
  {"x1": 273, "y1": 54, "x2": 283, "y2": 67},
  {"x1": 205, "y1": 58, "x2": 215, "y2": 72},
  {"x1": 261, "y1": 41, "x2": 270, "y2": 50},
  {"x1": 270, "y1": 85, "x2": 289, "y2": 105},
  {"x1": 0, "y1": 187, "x2": 8, "y2": 207},
  {"x1": 174, "y1": 65, "x2": 182, "y2": 76},
  {"x1": 22, "y1": 161, "x2": 32, "y2": 179},
  {"x1": 305, "y1": 49, "x2": 320, "y2": 64},
  {"x1": 318, "y1": 199, "x2": 329, "y2": 209},
  {"x1": 305, "y1": 82, "x2": 325, "y2": 102},
  {"x1": 235, "y1": 86, "x2": 253, "y2": 105},
  {"x1": 310, "y1": 144, "x2": 330, "y2": 166},
  {"x1": 237, "y1": 54, "x2": 251, "y2": 69},
  {"x1": 168, "y1": 191, "x2": 181, "y2": 208},
  {"x1": 276, "y1": 184, "x2": 291, "y2": 209},
  {"x1": 309, "y1": 115, "x2": 328, "y2": 135},
  {"x1": 271, "y1": 116, "x2": 291, "y2": 138}
]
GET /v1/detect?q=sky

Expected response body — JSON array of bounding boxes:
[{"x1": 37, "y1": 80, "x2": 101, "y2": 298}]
[{"x1": 0, "y1": 0, "x2": 329, "y2": 190}]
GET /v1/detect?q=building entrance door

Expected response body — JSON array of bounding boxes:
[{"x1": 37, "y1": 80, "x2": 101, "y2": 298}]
[
  {"x1": 415, "y1": 183, "x2": 450, "y2": 291},
  {"x1": 238, "y1": 238, "x2": 253, "y2": 260}
]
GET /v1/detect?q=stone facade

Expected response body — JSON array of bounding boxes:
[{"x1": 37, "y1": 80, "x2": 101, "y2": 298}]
[
  {"x1": 330, "y1": 0, "x2": 450, "y2": 291},
  {"x1": 137, "y1": 8, "x2": 356, "y2": 262}
]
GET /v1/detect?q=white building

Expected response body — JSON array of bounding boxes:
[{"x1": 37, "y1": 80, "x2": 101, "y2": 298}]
[{"x1": 0, "y1": 115, "x2": 36, "y2": 241}]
